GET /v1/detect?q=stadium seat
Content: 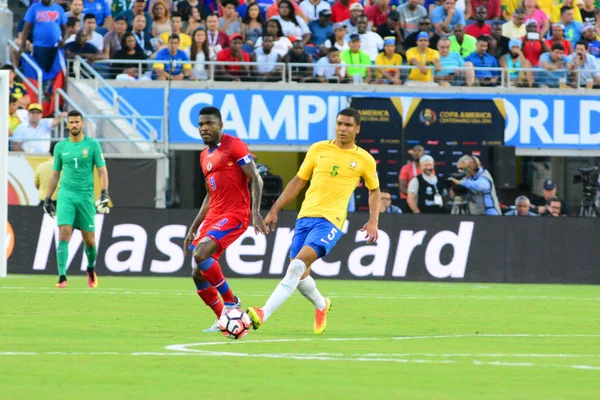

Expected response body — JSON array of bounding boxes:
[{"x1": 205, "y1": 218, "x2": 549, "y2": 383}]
[{"x1": 242, "y1": 43, "x2": 254, "y2": 55}]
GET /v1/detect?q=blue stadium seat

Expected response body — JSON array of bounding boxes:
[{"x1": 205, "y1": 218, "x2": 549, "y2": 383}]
[{"x1": 242, "y1": 43, "x2": 254, "y2": 54}]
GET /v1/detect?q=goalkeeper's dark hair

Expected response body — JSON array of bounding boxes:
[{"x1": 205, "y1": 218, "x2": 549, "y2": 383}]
[
  {"x1": 68, "y1": 110, "x2": 83, "y2": 119},
  {"x1": 337, "y1": 107, "x2": 361, "y2": 125},
  {"x1": 199, "y1": 106, "x2": 222, "y2": 122}
]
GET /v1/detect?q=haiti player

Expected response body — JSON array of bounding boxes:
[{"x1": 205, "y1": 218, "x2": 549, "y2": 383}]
[
  {"x1": 43, "y1": 110, "x2": 110, "y2": 288},
  {"x1": 247, "y1": 108, "x2": 381, "y2": 334},
  {"x1": 183, "y1": 106, "x2": 268, "y2": 332}
]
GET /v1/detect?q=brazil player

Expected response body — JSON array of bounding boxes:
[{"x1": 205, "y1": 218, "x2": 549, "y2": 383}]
[
  {"x1": 247, "y1": 108, "x2": 381, "y2": 334},
  {"x1": 183, "y1": 107, "x2": 268, "y2": 332},
  {"x1": 43, "y1": 110, "x2": 110, "y2": 288}
]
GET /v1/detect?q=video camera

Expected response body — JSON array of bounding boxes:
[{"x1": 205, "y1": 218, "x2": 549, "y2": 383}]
[
  {"x1": 448, "y1": 171, "x2": 468, "y2": 195},
  {"x1": 573, "y1": 166, "x2": 599, "y2": 200}
]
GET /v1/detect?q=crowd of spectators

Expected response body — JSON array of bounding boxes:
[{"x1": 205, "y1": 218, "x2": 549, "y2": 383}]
[{"x1": 11, "y1": 0, "x2": 600, "y2": 85}]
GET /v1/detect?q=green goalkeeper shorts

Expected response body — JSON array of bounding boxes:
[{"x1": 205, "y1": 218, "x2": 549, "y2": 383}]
[{"x1": 56, "y1": 189, "x2": 96, "y2": 232}]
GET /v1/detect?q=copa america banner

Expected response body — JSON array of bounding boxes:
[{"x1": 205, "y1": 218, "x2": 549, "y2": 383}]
[
  {"x1": 403, "y1": 99, "x2": 505, "y2": 179},
  {"x1": 7, "y1": 206, "x2": 600, "y2": 284},
  {"x1": 350, "y1": 97, "x2": 403, "y2": 211},
  {"x1": 114, "y1": 86, "x2": 600, "y2": 149}
]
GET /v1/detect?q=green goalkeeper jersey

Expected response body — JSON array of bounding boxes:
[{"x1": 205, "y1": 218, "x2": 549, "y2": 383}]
[{"x1": 52, "y1": 136, "x2": 106, "y2": 195}]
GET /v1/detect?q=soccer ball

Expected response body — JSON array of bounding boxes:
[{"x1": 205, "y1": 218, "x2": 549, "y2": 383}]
[{"x1": 219, "y1": 309, "x2": 252, "y2": 340}]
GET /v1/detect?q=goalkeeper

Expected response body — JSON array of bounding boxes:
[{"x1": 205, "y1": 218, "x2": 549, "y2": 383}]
[{"x1": 44, "y1": 110, "x2": 110, "y2": 288}]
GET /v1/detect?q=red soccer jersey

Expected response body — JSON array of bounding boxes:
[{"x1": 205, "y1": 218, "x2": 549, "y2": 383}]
[{"x1": 200, "y1": 134, "x2": 252, "y2": 225}]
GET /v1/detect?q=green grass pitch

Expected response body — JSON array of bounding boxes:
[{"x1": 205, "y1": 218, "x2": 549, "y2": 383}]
[{"x1": 1, "y1": 275, "x2": 598, "y2": 399}]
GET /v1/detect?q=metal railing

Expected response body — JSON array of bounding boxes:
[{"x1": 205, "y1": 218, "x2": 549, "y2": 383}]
[
  {"x1": 6, "y1": 39, "x2": 43, "y2": 103},
  {"x1": 51, "y1": 87, "x2": 165, "y2": 153},
  {"x1": 73, "y1": 56, "x2": 161, "y2": 142},
  {"x1": 71, "y1": 58, "x2": 600, "y2": 90},
  {"x1": 505, "y1": 67, "x2": 600, "y2": 89},
  {"x1": 87, "y1": 59, "x2": 288, "y2": 82}
]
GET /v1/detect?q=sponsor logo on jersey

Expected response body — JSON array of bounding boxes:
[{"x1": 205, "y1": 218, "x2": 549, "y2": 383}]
[
  {"x1": 228, "y1": 162, "x2": 233, "y2": 166},
  {"x1": 350, "y1": 161, "x2": 357, "y2": 168},
  {"x1": 82, "y1": 148, "x2": 89, "y2": 158}
]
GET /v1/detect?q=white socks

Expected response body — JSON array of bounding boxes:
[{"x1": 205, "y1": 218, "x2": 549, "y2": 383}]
[
  {"x1": 297, "y1": 275, "x2": 326, "y2": 311},
  {"x1": 262, "y1": 259, "x2": 306, "y2": 322}
]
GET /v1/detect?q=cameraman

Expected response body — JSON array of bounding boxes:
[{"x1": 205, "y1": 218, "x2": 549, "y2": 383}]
[
  {"x1": 448, "y1": 155, "x2": 501, "y2": 215},
  {"x1": 407, "y1": 155, "x2": 445, "y2": 214}
]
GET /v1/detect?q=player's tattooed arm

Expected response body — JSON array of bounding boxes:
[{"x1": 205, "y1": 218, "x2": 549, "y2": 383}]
[
  {"x1": 184, "y1": 187, "x2": 211, "y2": 255},
  {"x1": 241, "y1": 162, "x2": 268, "y2": 235},
  {"x1": 264, "y1": 175, "x2": 308, "y2": 231}
]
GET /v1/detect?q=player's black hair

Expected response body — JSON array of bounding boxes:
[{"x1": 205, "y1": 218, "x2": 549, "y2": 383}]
[
  {"x1": 1, "y1": 63, "x2": 15, "y2": 71},
  {"x1": 49, "y1": 141, "x2": 57, "y2": 157},
  {"x1": 169, "y1": 34, "x2": 181, "y2": 42},
  {"x1": 337, "y1": 108, "x2": 361, "y2": 125},
  {"x1": 171, "y1": 12, "x2": 182, "y2": 21},
  {"x1": 9, "y1": 95, "x2": 17, "y2": 103},
  {"x1": 199, "y1": 106, "x2": 222, "y2": 122},
  {"x1": 551, "y1": 42, "x2": 565, "y2": 52},
  {"x1": 68, "y1": 110, "x2": 83, "y2": 119},
  {"x1": 84, "y1": 13, "x2": 96, "y2": 21}
]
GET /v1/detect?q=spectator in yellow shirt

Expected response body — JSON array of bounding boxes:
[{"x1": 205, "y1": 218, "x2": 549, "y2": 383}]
[
  {"x1": 405, "y1": 32, "x2": 441, "y2": 84},
  {"x1": 375, "y1": 37, "x2": 404, "y2": 84},
  {"x1": 34, "y1": 142, "x2": 59, "y2": 206},
  {"x1": 502, "y1": 0, "x2": 520, "y2": 21},
  {"x1": 159, "y1": 14, "x2": 193, "y2": 50},
  {"x1": 536, "y1": 0, "x2": 556, "y2": 18},
  {"x1": 8, "y1": 96, "x2": 21, "y2": 143},
  {"x1": 552, "y1": 0, "x2": 583, "y2": 22}
]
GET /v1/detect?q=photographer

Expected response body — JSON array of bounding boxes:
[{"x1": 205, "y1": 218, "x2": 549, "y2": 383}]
[
  {"x1": 407, "y1": 155, "x2": 445, "y2": 214},
  {"x1": 531, "y1": 178, "x2": 569, "y2": 216},
  {"x1": 541, "y1": 197, "x2": 563, "y2": 217},
  {"x1": 448, "y1": 155, "x2": 501, "y2": 215}
]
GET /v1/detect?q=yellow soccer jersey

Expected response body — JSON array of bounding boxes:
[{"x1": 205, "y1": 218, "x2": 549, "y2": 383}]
[{"x1": 297, "y1": 140, "x2": 379, "y2": 229}]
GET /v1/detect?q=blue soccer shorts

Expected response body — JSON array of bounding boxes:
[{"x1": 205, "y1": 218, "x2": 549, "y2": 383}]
[{"x1": 289, "y1": 217, "x2": 344, "y2": 259}]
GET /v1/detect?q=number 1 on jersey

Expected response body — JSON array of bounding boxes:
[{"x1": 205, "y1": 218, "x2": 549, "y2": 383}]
[{"x1": 209, "y1": 176, "x2": 216, "y2": 191}]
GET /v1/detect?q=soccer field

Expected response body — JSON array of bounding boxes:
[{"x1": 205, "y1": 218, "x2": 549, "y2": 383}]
[{"x1": 1, "y1": 275, "x2": 598, "y2": 399}]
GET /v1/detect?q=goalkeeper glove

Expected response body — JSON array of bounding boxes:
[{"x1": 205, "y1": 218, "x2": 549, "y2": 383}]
[
  {"x1": 43, "y1": 197, "x2": 56, "y2": 218},
  {"x1": 96, "y1": 189, "x2": 111, "y2": 214}
]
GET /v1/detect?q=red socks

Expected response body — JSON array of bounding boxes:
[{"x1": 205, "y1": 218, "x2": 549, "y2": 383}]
[
  {"x1": 200, "y1": 260, "x2": 235, "y2": 304},
  {"x1": 196, "y1": 286, "x2": 223, "y2": 318}
]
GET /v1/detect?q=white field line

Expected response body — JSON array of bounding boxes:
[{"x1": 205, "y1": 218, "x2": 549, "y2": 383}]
[
  {"x1": 0, "y1": 287, "x2": 598, "y2": 301},
  {"x1": 2, "y1": 333, "x2": 600, "y2": 371}
]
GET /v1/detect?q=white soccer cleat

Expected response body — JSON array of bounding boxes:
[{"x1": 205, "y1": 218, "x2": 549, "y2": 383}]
[{"x1": 203, "y1": 319, "x2": 220, "y2": 333}]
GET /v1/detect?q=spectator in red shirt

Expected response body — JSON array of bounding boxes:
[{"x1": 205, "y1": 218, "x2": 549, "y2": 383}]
[
  {"x1": 522, "y1": 19, "x2": 549, "y2": 66},
  {"x1": 398, "y1": 145, "x2": 424, "y2": 213},
  {"x1": 466, "y1": 6, "x2": 492, "y2": 37},
  {"x1": 545, "y1": 23, "x2": 573, "y2": 55},
  {"x1": 331, "y1": 0, "x2": 358, "y2": 23},
  {"x1": 469, "y1": 0, "x2": 501, "y2": 20},
  {"x1": 216, "y1": 33, "x2": 250, "y2": 80},
  {"x1": 365, "y1": 0, "x2": 391, "y2": 29}
]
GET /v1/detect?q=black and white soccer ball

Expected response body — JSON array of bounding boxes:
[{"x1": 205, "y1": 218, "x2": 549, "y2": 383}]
[{"x1": 219, "y1": 309, "x2": 252, "y2": 340}]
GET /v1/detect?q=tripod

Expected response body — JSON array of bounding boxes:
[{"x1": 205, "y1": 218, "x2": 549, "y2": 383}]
[
  {"x1": 578, "y1": 197, "x2": 599, "y2": 217},
  {"x1": 451, "y1": 196, "x2": 470, "y2": 215}
]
